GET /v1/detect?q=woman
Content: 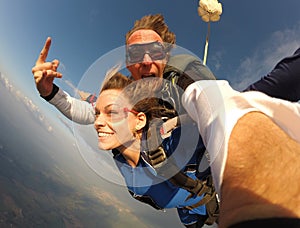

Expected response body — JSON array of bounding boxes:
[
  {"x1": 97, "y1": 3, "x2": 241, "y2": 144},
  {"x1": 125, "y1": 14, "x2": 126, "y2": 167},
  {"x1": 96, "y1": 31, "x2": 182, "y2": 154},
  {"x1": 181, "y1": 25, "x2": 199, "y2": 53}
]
[{"x1": 93, "y1": 72, "x2": 215, "y2": 228}]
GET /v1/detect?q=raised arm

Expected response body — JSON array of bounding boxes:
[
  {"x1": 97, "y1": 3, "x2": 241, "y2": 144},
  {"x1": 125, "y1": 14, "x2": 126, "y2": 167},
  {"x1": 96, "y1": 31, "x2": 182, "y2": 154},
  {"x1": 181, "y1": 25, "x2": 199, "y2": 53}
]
[{"x1": 32, "y1": 37, "x2": 95, "y2": 124}]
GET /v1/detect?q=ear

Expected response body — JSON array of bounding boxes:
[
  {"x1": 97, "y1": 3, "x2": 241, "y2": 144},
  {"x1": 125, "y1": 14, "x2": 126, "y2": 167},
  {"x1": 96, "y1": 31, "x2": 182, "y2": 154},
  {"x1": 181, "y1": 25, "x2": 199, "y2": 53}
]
[{"x1": 135, "y1": 112, "x2": 147, "y2": 131}]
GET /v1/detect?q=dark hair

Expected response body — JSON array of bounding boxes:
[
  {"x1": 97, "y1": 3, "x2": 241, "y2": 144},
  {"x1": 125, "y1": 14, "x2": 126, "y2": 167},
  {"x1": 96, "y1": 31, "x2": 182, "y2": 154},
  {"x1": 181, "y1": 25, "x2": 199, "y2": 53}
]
[{"x1": 125, "y1": 14, "x2": 176, "y2": 53}]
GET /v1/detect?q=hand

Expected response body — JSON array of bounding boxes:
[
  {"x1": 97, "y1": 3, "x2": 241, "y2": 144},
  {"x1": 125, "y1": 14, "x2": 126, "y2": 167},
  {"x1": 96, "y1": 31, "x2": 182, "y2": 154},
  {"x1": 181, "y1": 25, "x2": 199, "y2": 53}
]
[{"x1": 32, "y1": 37, "x2": 62, "y2": 97}]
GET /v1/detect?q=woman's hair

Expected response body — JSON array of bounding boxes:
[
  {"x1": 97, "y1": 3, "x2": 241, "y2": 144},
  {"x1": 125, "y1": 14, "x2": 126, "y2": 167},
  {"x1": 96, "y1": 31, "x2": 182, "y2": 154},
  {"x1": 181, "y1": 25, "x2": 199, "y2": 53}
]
[
  {"x1": 100, "y1": 65, "x2": 132, "y2": 93},
  {"x1": 99, "y1": 69, "x2": 173, "y2": 130},
  {"x1": 125, "y1": 14, "x2": 176, "y2": 53}
]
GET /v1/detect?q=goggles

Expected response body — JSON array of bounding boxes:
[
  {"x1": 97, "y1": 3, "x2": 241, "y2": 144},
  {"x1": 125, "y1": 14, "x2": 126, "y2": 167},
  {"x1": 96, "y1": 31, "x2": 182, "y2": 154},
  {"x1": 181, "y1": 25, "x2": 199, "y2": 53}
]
[{"x1": 126, "y1": 41, "x2": 166, "y2": 64}]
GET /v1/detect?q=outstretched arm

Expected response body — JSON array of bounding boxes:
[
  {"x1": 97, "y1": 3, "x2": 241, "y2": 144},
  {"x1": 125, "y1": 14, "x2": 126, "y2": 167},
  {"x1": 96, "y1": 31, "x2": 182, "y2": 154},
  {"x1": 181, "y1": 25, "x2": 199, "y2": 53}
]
[
  {"x1": 182, "y1": 80, "x2": 300, "y2": 227},
  {"x1": 32, "y1": 37, "x2": 95, "y2": 124}
]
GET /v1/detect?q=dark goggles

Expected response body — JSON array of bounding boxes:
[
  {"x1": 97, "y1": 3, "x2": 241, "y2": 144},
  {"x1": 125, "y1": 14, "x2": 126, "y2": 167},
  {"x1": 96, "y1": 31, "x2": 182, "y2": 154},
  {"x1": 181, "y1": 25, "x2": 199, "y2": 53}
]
[{"x1": 126, "y1": 41, "x2": 166, "y2": 64}]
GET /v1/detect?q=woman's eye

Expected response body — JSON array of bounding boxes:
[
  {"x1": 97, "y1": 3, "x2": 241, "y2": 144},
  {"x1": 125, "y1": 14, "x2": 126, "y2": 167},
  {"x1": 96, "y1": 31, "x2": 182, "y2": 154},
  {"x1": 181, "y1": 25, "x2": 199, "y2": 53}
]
[{"x1": 107, "y1": 110, "x2": 119, "y2": 115}]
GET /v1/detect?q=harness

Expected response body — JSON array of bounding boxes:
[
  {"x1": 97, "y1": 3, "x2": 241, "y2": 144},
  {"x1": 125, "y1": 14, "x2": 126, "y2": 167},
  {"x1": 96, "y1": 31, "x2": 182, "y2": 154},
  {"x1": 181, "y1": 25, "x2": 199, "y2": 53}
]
[
  {"x1": 146, "y1": 54, "x2": 219, "y2": 225},
  {"x1": 146, "y1": 117, "x2": 219, "y2": 225}
]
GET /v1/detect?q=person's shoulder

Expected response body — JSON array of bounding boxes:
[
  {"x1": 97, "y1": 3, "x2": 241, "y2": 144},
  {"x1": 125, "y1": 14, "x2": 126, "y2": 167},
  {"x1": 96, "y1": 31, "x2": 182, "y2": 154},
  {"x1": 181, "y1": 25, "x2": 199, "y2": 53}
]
[{"x1": 166, "y1": 54, "x2": 202, "y2": 73}]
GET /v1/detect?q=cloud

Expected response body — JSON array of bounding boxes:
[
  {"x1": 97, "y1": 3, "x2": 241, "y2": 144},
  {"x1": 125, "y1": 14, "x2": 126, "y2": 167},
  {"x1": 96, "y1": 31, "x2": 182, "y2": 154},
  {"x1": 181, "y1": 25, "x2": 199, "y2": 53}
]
[
  {"x1": 64, "y1": 79, "x2": 78, "y2": 94},
  {"x1": 60, "y1": 77, "x2": 86, "y2": 100},
  {"x1": 88, "y1": 186, "x2": 153, "y2": 228},
  {"x1": 210, "y1": 50, "x2": 222, "y2": 71},
  {"x1": 89, "y1": 187, "x2": 131, "y2": 213},
  {"x1": 232, "y1": 22, "x2": 300, "y2": 90},
  {"x1": 0, "y1": 72, "x2": 53, "y2": 132}
]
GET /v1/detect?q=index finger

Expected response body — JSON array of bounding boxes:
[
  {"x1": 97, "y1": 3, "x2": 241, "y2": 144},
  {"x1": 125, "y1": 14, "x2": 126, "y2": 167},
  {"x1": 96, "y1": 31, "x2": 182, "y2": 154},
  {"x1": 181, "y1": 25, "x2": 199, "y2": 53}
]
[{"x1": 36, "y1": 37, "x2": 52, "y2": 65}]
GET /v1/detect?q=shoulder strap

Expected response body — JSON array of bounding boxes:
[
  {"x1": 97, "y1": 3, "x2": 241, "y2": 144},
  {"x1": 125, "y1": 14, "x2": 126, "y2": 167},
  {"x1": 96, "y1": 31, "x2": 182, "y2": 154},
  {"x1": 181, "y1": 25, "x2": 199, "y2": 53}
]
[
  {"x1": 164, "y1": 54, "x2": 215, "y2": 91},
  {"x1": 165, "y1": 54, "x2": 201, "y2": 73}
]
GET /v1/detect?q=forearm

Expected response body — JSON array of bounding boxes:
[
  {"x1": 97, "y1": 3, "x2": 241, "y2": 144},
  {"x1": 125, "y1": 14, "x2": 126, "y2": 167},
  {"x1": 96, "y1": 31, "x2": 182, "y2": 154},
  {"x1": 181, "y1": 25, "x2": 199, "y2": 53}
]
[
  {"x1": 46, "y1": 86, "x2": 95, "y2": 125},
  {"x1": 221, "y1": 112, "x2": 300, "y2": 228}
]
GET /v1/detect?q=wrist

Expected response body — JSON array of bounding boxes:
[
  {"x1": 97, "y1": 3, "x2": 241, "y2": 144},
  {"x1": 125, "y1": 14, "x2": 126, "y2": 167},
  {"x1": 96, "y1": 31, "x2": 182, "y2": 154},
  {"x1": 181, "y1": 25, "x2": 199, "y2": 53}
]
[{"x1": 40, "y1": 84, "x2": 59, "y2": 101}]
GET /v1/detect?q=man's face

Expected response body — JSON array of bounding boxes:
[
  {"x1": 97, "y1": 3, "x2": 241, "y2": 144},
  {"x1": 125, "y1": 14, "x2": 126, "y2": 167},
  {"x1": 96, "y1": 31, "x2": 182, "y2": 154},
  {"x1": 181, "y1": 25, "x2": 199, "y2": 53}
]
[{"x1": 126, "y1": 29, "x2": 167, "y2": 80}]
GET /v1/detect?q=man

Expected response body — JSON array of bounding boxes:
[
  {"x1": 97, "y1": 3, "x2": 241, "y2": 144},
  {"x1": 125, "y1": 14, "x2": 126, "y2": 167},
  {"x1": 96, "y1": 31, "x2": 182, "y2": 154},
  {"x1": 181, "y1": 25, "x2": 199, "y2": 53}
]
[{"x1": 182, "y1": 80, "x2": 300, "y2": 227}]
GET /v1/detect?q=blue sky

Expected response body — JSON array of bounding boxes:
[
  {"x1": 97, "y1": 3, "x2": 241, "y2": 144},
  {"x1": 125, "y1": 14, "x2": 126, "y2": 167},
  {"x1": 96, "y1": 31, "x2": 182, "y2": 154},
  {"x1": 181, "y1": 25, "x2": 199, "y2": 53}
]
[
  {"x1": 1, "y1": 0, "x2": 300, "y2": 96},
  {"x1": 0, "y1": 1, "x2": 299, "y2": 227}
]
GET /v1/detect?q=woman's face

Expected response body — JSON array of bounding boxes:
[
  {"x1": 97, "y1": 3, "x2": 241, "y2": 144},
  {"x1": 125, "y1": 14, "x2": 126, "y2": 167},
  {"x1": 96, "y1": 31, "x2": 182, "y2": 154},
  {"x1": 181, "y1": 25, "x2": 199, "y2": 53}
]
[{"x1": 94, "y1": 89, "x2": 139, "y2": 151}]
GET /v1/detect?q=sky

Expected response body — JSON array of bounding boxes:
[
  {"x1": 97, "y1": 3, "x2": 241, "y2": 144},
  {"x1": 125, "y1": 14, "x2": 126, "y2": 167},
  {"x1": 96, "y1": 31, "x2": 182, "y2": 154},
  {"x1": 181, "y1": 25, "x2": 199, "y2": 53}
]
[
  {"x1": 0, "y1": 0, "x2": 300, "y2": 227},
  {"x1": 1, "y1": 0, "x2": 300, "y2": 94}
]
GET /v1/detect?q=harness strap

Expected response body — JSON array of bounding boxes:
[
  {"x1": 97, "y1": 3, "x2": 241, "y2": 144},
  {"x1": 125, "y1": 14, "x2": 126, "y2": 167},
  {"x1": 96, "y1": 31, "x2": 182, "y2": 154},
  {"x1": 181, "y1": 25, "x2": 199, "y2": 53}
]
[
  {"x1": 183, "y1": 174, "x2": 220, "y2": 225},
  {"x1": 169, "y1": 171, "x2": 211, "y2": 197},
  {"x1": 165, "y1": 54, "x2": 201, "y2": 74},
  {"x1": 184, "y1": 191, "x2": 216, "y2": 210},
  {"x1": 161, "y1": 114, "x2": 194, "y2": 136}
]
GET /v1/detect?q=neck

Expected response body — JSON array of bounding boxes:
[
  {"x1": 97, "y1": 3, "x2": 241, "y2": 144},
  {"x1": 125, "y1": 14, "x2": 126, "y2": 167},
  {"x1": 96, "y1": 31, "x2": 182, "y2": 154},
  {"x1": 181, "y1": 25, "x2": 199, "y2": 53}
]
[{"x1": 117, "y1": 139, "x2": 141, "y2": 167}]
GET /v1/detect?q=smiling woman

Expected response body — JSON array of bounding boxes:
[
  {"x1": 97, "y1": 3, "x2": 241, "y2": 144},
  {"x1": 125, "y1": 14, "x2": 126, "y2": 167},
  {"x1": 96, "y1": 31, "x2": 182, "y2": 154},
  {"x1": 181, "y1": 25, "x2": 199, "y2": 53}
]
[
  {"x1": 94, "y1": 72, "x2": 164, "y2": 164},
  {"x1": 90, "y1": 70, "x2": 220, "y2": 227},
  {"x1": 95, "y1": 89, "x2": 142, "y2": 153}
]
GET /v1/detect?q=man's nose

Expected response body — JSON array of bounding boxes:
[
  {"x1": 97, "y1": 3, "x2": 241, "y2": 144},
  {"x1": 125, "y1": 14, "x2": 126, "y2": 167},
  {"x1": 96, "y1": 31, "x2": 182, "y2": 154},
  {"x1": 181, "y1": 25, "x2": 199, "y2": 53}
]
[{"x1": 141, "y1": 53, "x2": 153, "y2": 64}]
